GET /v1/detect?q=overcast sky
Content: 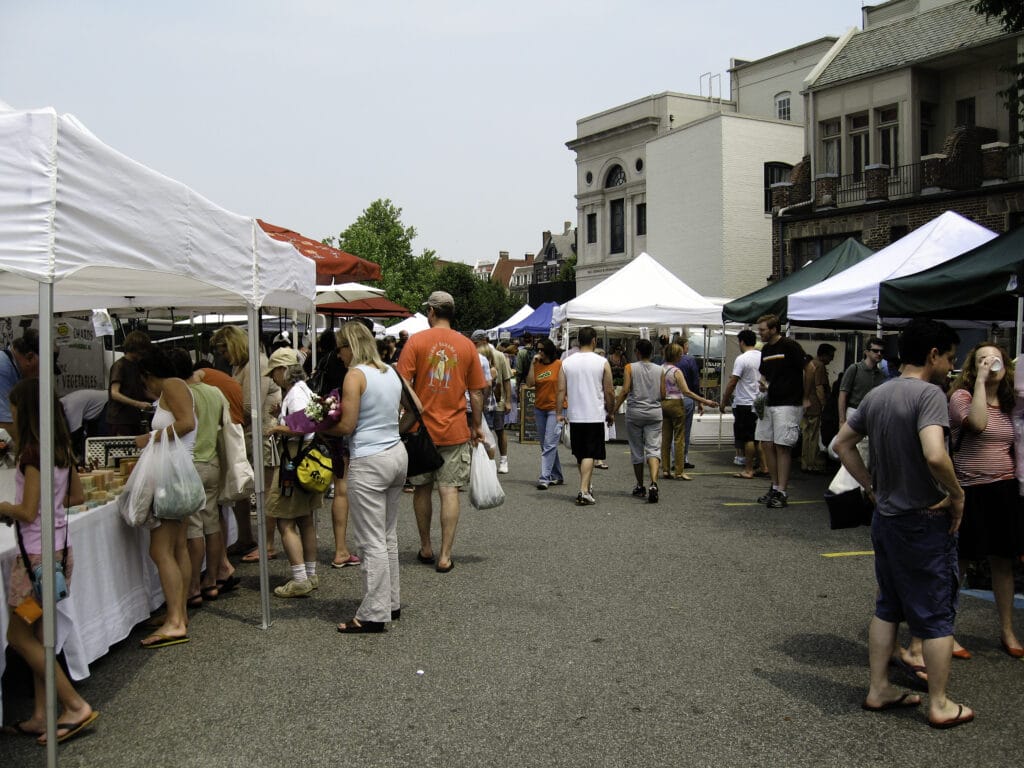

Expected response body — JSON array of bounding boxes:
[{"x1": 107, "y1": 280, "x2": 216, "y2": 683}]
[{"x1": 1, "y1": 1, "x2": 865, "y2": 266}]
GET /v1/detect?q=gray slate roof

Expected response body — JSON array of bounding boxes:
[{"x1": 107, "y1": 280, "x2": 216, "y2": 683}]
[{"x1": 812, "y1": 0, "x2": 1010, "y2": 89}]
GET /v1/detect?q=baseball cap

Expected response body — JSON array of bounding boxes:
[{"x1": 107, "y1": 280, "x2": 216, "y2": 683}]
[
  {"x1": 471, "y1": 329, "x2": 488, "y2": 342},
  {"x1": 421, "y1": 291, "x2": 455, "y2": 311},
  {"x1": 265, "y1": 347, "x2": 298, "y2": 375}
]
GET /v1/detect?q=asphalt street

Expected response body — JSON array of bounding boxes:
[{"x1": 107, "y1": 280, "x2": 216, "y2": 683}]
[{"x1": 2, "y1": 438, "x2": 1023, "y2": 767}]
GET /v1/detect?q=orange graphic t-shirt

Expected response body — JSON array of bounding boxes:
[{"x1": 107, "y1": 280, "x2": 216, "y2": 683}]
[{"x1": 397, "y1": 328, "x2": 486, "y2": 446}]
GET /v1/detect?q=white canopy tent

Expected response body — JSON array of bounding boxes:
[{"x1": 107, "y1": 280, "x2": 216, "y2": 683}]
[
  {"x1": 490, "y1": 303, "x2": 533, "y2": 338},
  {"x1": 786, "y1": 211, "x2": 998, "y2": 327},
  {"x1": 387, "y1": 311, "x2": 430, "y2": 337},
  {"x1": 553, "y1": 252, "x2": 723, "y2": 328},
  {"x1": 0, "y1": 103, "x2": 315, "y2": 760}
]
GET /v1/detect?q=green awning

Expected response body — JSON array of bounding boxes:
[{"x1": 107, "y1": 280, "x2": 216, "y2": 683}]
[
  {"x1": 722, "y1": 238, "x2": 874, "y2": 324},
  {"x1": 879, "y1": 225, "x2": 1024, "y2": 321}
]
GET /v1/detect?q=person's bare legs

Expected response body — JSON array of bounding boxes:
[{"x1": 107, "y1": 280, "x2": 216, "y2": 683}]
[
  {"x1": 413, "y1": 483, "x2": 435, "y2": 560},
  {"x1": 331, "y1": 474, "x2": 354, "y2": 565},
  {"x1": 865, "y1": 616, "x2": 922, "y2": 708},
  {"x1": 991, "y1": 556, "x2": 1022, "y2": 651},
  {"x1": 186, "y1": 535, "x2": 205, "y2": 600},
  {"x1": 579, "y1": 457, "x2": 595, "y2": 495},
  {"x1": 737, "y1": 440, "x2": 757, "y2": 478},
  {"x1": 174, "y1": 524, "x2": 191, "y2": 620},
  {"x1": 922, "y1": 635, "x2": 971, "y2": 723},
  {"x1": 632, "y1": 463, "x2": 644, "y2": 487},
  {"x1": 277, "y1": 517, "x2": 304, "y2": 566},
  {"x1": 6, "y1": 610, "x2": 94, "y2": 737},
  {"x1": 436, "y1": 485, "x2": 460, "y2": 569},
  {"x1": 231, "y1": 498, "x2": 255, "y2": 552},
  {"x1": 146, "y1": 521, "x2": 188, "y2": 639},
  {"x1": 763, "y1": 441, "x2": 779, "y2": 487},
  {"x1": 774, "y1": 444, "x2": 793, "y2": 494},
  {"x1": 297, "y1": 514, "x2": 318, "y2": 563},
  {"x1": 647, "y1": 456, "x2": 660, "y2": 487},
  {"x1": 201, "y1": 530, "x2": 225, "y2": 592}
]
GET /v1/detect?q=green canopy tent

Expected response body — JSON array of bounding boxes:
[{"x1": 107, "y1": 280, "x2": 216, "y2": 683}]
[
  {"x1": 722, "y1": 238, "x2": 874, "y2": 324},
  {"x1": 878, "y1": 224, "x2": 1024, "y2": 325}
]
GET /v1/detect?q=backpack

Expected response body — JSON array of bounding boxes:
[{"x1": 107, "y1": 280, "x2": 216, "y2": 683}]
[{"x1": 279, "y1": 438, "x2": 334, "y2": 494}]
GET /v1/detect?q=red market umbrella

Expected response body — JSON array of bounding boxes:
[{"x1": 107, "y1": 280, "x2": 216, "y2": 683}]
[
  {"x1": 317, "y1": 297, "x2": 412, "y2": 318},
  {"x1": 257, "y1": 219, "x2": 381, "y2": 283}
]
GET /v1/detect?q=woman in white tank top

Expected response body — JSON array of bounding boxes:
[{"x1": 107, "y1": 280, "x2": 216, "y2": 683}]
[{"x1": 135, "y1": 346, "x2": 197, "y2": 649}]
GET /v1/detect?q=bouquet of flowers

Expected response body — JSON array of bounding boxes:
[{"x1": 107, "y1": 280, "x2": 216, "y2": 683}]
[{"x1": 284, "y1": 389, "x2": 343, "y2": 434}]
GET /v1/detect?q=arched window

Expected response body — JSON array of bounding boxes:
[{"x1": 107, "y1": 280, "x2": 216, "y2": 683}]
[
  {"x1": 774, "y1": 92, "x2": 791, "y2": 122},
  {"x1": 605, "y1": 165, "x2": 626, "y2": 188},
  {"x1": 764, "y1": 162, "x2": 794, "y2": 212}
]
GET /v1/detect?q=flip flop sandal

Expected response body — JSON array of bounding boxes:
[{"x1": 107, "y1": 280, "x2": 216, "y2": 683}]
[
  {"x1": 216, "y1": 574, "x2": 240, "y2": 593},
  {"x1": 336, "y1": 618, "x2": 385, "y2": 634}
]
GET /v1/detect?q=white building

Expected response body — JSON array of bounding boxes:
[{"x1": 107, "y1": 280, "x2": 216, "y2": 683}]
[{"x1": 567, "y1": 37, "x2": 837, "y2": 299}]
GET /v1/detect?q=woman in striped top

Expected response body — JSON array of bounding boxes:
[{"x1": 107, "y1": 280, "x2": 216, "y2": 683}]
[{"x1": 949, "y1": 342, "x2": 1023, "y2": 658}]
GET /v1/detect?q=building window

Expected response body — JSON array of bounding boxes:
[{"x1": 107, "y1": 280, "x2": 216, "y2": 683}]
[
  {"x1": 586, "y1": 213, "x2": 597, "y2": 244},
  {"x1": 636, "y1": 203, "x2": 647, "y2": 236},
  {"x1": 609, "y1": 199, "x2": 625, "y2": 254},
  {"x1": 775, "y1": 92, "x2": 791, "y2": 122},
  {"x1": 956, "y1": 97, "x2": 976, "y2": 127},
  {"x1": 877, "y1": 105, "x2": 898, "y2": 168},
  {"x1": 821, "y1": 119, "x2": 841, "y2": 175},
  {"x1": 920, "y1": 102, "x2": 935, "y2": 156},
  {"x1": 763, "y1": 162, "x2": 793, "y2": 212},
  {"x1": 605, "y1": 165, "x2": 627, "y2": 188},
  {"x1": 849, "y1": 113, "x2": 869, "y2": 181}
]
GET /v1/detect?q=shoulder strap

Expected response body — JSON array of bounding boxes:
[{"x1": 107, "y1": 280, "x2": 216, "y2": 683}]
[{"x1": 16, "y1": 519, "x2": 68, "y2": 573}]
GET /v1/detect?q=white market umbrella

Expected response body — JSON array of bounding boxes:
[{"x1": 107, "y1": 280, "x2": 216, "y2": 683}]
[{"x1": 314, "y1": 282, "x2": 385, "y2": 305}]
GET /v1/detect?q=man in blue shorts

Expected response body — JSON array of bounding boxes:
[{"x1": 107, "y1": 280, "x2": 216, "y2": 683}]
[{"x1": 834, "y1": 319, "x2": 973, "y2": 729}]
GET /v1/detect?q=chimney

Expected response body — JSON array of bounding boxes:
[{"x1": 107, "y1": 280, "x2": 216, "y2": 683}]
[
  {"x1": 525, "y1": 253, "x2": 535, "y2": 264},
  {"x1": 498, "y1": 251, "x2": 509, "y2": 261},
  {"x1": 563, "y1": 221, "x2": 572, "y2": 235}
]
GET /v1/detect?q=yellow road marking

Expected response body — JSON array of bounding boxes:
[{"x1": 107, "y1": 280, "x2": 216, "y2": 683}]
[{"x1": 821, "y1": 551, "x2": 875, "y2": 558}]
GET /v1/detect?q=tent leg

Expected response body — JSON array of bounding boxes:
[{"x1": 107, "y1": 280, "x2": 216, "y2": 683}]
[
  {"x1": 248, "y1": 306, "x2": 272, "y2": 630},
  {"x1": 1017, "y1": 296, "x2": 1022, "y2": 359},
  {"x1": 38, "y1": 283, "x2": 59, "y2": 768}
]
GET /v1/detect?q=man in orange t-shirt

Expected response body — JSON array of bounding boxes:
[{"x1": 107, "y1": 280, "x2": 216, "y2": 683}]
[{"x1": 397, "y1": 291, "x2": 486, "y2": 573}]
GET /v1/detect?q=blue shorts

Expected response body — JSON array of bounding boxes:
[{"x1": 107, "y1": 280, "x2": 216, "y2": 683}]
[{"x1": 872, "y1": 511, "x2": 959, "y2": 639}]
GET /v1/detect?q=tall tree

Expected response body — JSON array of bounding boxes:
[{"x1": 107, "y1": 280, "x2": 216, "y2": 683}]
[
  {"x1": 433, "y1": 262, "x2": 519, "y2": 333},
  {"x1": 329, "y1": 199, "x2": 436, "y2": 312}
]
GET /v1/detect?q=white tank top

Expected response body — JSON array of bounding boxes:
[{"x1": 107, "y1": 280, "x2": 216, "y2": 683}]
[
  {"x1": 150, "y1": 387, "x2": 197, "y2": 455},
  {"x1": 562, "y1": 351, "x2": 607, "y2": 423}
]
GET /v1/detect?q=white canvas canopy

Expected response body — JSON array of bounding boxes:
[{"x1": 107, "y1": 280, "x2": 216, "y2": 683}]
[
  {"x1": 0, "y1": 102, "x2": 316, "y2": 757},
  {"x1": 0, "y1": 105, "x2": 313, "y2": 314},
  {"x1": 553, "y1": 252, "x2": 722, "y2": 328},
  {"x1": 387, "y1": 312, "x2": 430, "y2": 337},
  {"x1": 490, "y1": 303, "x2": 533, "y2": 336},
  {"x1": 786, "y1": 211, "x2": 997, "y2": 327}
]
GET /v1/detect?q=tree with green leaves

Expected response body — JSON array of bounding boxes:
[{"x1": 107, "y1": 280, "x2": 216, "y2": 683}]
[
  {"x1": 432, "y1": 261, "x2": 519, "y2": 333},
  {"x1": 326, "y1": 199, "x2": 436, "y2": 312}
]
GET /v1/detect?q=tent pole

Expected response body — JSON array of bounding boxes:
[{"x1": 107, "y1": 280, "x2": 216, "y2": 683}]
[
  {"x1": 37, "y1": 284, "x2": 58, "y2": 768},
  {"x1": 247, "y1": 305, "x2": 272, "y2": 629},
  {"x1": 1017, "y1": 296, "x2": 1022, "y2": 359}
]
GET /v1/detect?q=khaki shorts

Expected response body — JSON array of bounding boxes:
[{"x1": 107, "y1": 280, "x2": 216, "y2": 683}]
[
  {"x1": 187, "y1": 459, "x2": 222, "y2": 539},
  {"x1": 754, "y1": 405, "x2": 803, "y2": 447},
  {"x1": 408, "y1": 441, "x2": 472, "y2": 488}
]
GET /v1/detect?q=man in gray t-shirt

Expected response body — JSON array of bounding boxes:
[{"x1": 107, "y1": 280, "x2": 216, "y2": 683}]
[{"x1": 834, "y1": 319, "x2": 972, "y2": 730}]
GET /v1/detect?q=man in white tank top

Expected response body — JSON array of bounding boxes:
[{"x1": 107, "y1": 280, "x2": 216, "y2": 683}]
[{"x1": 557, "y1": 327, "x2": 614, "y2": 506}]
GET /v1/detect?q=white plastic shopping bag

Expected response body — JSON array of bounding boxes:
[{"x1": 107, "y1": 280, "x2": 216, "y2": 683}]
[
  {"x1": 118, "y1": 432, "x2": 157, "y2": 528},
  {"x1": 469, "y1": 442, "x2": 505, "y2": 510},
  {"x1": 151, "y1": 428, "x2": 205, "y2": 520}
]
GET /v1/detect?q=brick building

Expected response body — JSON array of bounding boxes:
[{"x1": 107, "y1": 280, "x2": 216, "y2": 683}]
[{"x1": 772, "y1": 0, "x2": 1024, "y2": 279}]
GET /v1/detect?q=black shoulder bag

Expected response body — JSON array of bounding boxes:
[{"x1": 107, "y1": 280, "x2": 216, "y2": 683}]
[{"x1": 399, "y1": 379, "x2": 444, "y2": 477}]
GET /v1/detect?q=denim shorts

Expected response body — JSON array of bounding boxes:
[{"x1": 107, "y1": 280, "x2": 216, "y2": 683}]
[{"x1": 872, "y1": 510, "x2": 959, "y2": 639}]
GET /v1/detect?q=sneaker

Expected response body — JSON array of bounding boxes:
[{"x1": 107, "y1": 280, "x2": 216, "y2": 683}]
[
  {"x1": 575, "y1": 492, "x2": 596, "y2": 506},
  {"x1": 757, "y1": 488, "x2": 778, "y2": 504},
  {"x1": 536, "y1": 480, "x2": 550, "y2": 490},
  {"x1": 647, "y1": 484, "x2": 659, "y2": 504},
  {"x1": 632, "y1": 484, "x2": 648, "y2": 498},
  {"x1": 553, "y1": 477, "x2": 565, "y2": 485},
  {"x1": 684, "y1": 461, "x2": 696, "y2": 470},
  {"x1": 274, "y1": 579, "x2": 313, "y2": 598},
  {"x1": 766, "y1": 492, "x2": 788, "y2": 509},
  {"x1": 308, "y1": 574, "x2": 320, "y2": 590},
  {"x1": 498, "y1": 456, "x2": 509, "y2": 474},
  {"x1": 733, "y1": 456, "x2": 746, "y2": 466}
]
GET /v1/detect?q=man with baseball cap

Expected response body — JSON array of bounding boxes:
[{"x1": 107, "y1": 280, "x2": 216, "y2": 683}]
[
  {"x1": 397, "y1": 291, "x2": 486, "y2": 573},
  {"x1": 471, "y1": 329, "x2": 512, "y2": 473}
]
